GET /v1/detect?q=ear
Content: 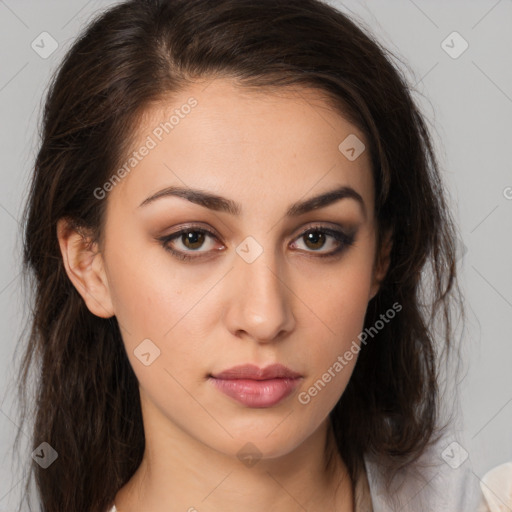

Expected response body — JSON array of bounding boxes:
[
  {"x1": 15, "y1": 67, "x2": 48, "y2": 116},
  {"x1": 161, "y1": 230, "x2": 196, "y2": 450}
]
[
  {"x1": 56, "y1": 217, "x2": 115, "y2": 318},
  {"x1": 369, "y1": 228, "x2": 393, "y2": 301}
]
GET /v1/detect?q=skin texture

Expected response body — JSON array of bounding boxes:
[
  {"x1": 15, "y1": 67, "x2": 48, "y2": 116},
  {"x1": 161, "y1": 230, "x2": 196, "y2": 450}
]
[{"x1": 57, "y1": 78, "x2": 392, "y2": 512}]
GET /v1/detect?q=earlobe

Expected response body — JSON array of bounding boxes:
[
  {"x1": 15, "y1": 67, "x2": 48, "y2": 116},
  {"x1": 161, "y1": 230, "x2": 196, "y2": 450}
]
[
  {"x1": 369, "y1": 229, "x2": 393, "y2": 301},
  {"x1": 56, "y1": 218, "x2": 115, "y2": 318}
]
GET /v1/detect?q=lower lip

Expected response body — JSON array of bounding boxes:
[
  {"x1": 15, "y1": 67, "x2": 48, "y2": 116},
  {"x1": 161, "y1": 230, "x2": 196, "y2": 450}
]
[{"x1": 209, "y1": 377, "x2": 302, "y2": 408}]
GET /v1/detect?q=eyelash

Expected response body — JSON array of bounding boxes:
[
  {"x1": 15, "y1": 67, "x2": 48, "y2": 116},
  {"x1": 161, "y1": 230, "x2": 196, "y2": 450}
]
[{"x1": 157, "y1": 224, "x2": 356, "y2": 262}]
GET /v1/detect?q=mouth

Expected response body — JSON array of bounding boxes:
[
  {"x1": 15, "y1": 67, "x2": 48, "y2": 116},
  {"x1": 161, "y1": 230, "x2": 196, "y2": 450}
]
[{"x1": 208, "y1": 363, "x2": 303, "y2": 408}]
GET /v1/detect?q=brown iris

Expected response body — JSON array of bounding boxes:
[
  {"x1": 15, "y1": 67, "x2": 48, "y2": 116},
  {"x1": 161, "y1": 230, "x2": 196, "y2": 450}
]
[
  {"x1": 182, "y1": 231, "x2": 206, "y2": 250},
  {"x1": 303, "y1": 231, "x2": 326, "y2": 250}
]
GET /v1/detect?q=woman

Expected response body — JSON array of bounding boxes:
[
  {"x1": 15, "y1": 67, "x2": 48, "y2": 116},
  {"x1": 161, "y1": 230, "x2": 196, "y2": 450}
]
[{"x1": 15, "y1": 0, "x2": 490, "y2": 510}]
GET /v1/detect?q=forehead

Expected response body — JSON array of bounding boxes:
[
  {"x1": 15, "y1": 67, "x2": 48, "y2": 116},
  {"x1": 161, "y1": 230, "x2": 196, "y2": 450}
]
[{"x1": 106, "y1": 78, "x2": 374, "y2": 220}]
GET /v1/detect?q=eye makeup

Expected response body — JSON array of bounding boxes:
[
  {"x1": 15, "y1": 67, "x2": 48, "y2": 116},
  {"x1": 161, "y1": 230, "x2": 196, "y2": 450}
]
[{"x1": 156, "y1": 222, "x2": 357, "y2": 262}]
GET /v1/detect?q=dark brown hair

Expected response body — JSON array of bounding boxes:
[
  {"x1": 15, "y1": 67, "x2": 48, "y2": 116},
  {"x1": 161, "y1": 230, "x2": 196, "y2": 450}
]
[{"x1": 14, "y1": 0, "x2": 465, "y2": 510}]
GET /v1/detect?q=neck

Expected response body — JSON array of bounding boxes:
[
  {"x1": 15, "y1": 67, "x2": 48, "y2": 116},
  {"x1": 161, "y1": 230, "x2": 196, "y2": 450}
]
[{"x1": 114, "y1": 402, "x2": 354, "y2": 512}]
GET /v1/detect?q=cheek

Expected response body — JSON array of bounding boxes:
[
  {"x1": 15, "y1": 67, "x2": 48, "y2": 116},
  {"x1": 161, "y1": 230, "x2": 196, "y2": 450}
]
[
  {"x1": 295, "y1": 290, "x2": 368, "y2": 414},
  {"x1": 102, "y1": 234, "x2": 205, "y2": 360},
  {"x1": 103, "y1": 233, "x2": 224, "y2": 386},
  {"x1": 303, "y1": 247, "x2": 375, "y2": 339},
  {"x1": 304, "y1": 283, "x2": 369, "y2": 375},
  {"x1": 296, "y1": 248, "x2": 375, "y2": 398}
]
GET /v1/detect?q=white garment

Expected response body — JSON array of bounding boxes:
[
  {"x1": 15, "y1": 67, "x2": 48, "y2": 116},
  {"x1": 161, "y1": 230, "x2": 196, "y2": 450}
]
[
  {"x1": 362, "y1": 441, "x2": 490, "y2": 511},
  {"x1": 477, "y1": 462, "x2": 512, "y2": 511}
]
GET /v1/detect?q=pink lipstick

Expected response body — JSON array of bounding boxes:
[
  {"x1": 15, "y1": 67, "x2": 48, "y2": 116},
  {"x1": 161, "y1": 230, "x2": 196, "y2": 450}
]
[{"x1": 208, "y1": 363, "x2": 302, "y2": 408}]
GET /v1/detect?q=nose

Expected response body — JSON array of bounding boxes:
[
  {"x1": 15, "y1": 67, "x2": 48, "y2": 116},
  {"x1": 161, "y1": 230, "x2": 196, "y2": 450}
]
[{"x1": 223, "y1": 244, "x2": 296, "y2": 344}]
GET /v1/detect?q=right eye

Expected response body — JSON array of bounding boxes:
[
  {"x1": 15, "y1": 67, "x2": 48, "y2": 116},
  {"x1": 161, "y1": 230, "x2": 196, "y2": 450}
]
[{"x1": 157, "y1": 226, "x2": 224, "y2": 261}]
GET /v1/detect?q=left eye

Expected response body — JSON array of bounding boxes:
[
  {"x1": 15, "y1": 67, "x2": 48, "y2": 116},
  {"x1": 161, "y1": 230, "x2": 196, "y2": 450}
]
[
  {"x1": 289, "y1": 225, "x2": 356, "y2": 259},
  {"x1": 158, "y1": 225, "x2": 355, "y2": 261},
  {"x1": 292, "y1": 227, "x2": 348, "y2": 253}
]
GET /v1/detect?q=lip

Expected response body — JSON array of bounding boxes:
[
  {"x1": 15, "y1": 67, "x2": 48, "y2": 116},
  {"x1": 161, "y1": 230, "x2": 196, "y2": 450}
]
[
  {"x1": 208, "y1": 364, "x2": 303, "y2": 408},
  {"x1": 211, "y1": 363, "x2": 302, "y2": 380}
]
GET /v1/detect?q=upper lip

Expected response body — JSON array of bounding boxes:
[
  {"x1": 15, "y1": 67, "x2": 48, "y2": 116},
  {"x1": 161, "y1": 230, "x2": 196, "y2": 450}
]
[{"x1": 211, "y1": 363, "x2": 302, "y2": 380}]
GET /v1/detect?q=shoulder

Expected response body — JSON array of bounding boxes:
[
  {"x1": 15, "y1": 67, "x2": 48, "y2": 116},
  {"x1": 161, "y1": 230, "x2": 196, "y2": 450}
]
[{"x1": 362, "y1": 433, "x2": 489, "y2": 511}]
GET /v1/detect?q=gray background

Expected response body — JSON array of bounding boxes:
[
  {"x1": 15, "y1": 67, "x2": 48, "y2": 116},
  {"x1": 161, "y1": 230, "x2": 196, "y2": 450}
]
[{"x1": 0, "y1": 0, "x2": 511, "y2": 509}]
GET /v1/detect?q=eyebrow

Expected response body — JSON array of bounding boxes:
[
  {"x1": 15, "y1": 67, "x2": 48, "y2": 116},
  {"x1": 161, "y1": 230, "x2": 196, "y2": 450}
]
[{"x1": 138, "y1": 184, "x2": 366, "y2": 219}]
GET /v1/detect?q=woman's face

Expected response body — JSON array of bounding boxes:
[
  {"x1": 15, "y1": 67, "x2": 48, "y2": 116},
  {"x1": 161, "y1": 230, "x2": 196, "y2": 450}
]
[{"x1": 61, "y1": 78, "x2": 390, "y2": 461}]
